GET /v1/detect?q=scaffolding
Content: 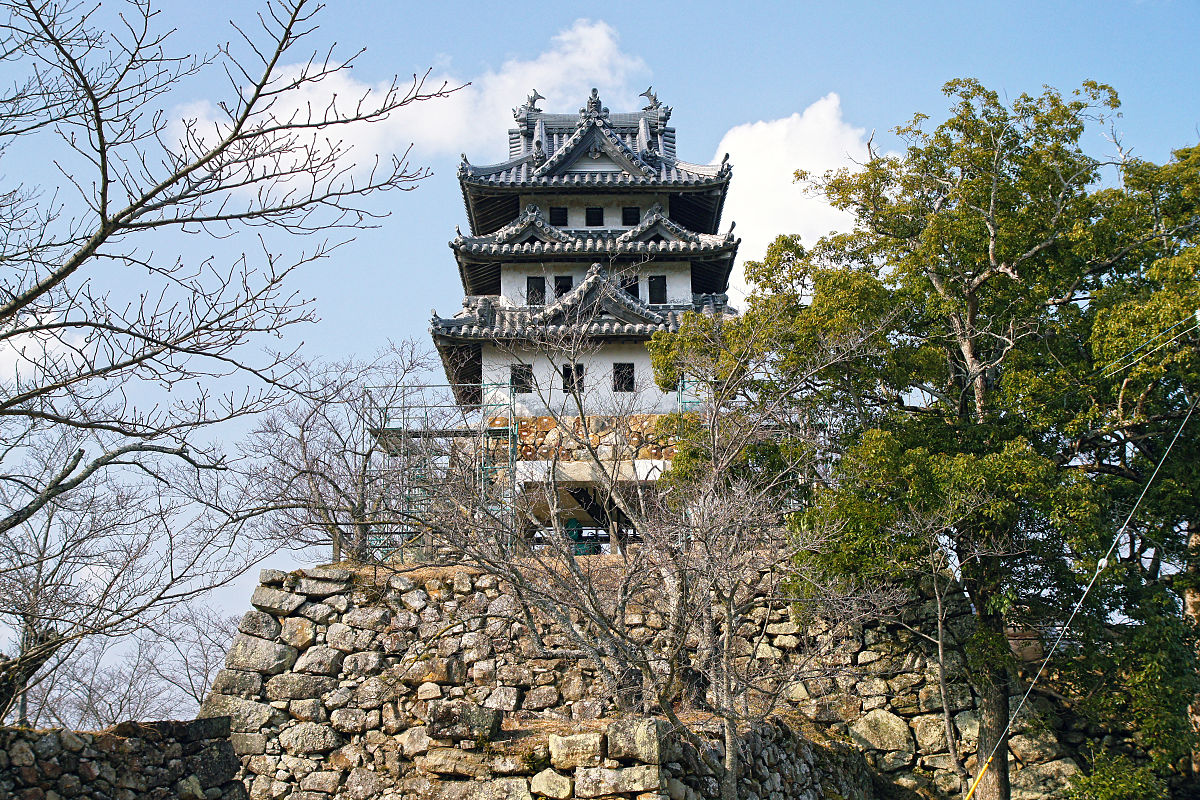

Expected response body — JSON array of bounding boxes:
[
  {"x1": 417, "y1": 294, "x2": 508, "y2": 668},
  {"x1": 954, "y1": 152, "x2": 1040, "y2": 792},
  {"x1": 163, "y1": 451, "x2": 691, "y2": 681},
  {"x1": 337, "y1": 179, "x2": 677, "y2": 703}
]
[{"x1": 368, "y1": 383, "x2": 516, "y2": 560}]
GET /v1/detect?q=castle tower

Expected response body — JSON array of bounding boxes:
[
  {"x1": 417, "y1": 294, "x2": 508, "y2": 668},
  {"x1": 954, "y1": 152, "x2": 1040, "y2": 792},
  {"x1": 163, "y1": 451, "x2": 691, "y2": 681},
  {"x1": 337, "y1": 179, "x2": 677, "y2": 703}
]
[{"x1": 427, "y1": 88, "x2": 738, "y2": 538}]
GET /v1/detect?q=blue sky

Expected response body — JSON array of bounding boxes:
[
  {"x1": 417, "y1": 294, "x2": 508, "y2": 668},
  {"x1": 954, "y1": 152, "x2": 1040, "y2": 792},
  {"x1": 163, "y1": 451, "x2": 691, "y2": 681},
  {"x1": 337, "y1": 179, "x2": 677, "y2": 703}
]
[{"x1": 143, "y1": 0, "x2": 1200, "y2": 363}]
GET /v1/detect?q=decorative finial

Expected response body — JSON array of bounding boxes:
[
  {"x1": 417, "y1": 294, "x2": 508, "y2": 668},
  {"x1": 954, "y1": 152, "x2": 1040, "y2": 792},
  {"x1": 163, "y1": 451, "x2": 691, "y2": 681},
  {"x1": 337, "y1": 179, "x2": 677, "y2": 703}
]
[
  {"x1": 639, "y1": 86, "x2": 660, "y2": 109},
  {"x1": 460, "y1": 153, "x2": 469, "y2": 164},
  {"x1": 580, "y1": 88, "x2": 608, "y2": 121},
  {"x1": 526, "y1": 89, "x2": 545, "y2": 111}
]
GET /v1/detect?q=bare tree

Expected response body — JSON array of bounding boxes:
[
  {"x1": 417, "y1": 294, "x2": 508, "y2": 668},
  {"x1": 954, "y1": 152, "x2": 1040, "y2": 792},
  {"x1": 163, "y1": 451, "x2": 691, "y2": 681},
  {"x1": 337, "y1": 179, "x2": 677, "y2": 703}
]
[
  {"x1": 140, "y1": 602, "x2": 239, "y2": 711},
  {"x1": 0, "y1": 0, "x2": 454, "y2": 715},
  {"x1": 242, "y1": 342, "x2": 435, "y2": 562},
  {"x1": 410, "y1": 308, "x2": 889, "y2": 800}
]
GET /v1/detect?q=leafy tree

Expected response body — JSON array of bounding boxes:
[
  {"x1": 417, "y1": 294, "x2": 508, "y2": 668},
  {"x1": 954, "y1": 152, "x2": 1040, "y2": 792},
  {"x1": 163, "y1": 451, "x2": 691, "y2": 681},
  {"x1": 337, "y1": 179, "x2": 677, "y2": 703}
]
[{"x1": 655, "y1": 80, "x2": 1200, "y2": 798}]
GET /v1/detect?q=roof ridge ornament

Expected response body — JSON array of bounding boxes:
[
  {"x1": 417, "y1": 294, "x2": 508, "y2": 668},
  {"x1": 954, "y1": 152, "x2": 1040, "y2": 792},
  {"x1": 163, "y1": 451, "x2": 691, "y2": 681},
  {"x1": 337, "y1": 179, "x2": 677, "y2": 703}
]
[
  {"x1": 639, "y1": 86, "x2": 660, "y2": 111},
  {"x1": 513, "y1": 89, "x2": 545, "y2": 126},
  {"x1": 580, "y1": 88, "x2": 608, "y2": 123}
]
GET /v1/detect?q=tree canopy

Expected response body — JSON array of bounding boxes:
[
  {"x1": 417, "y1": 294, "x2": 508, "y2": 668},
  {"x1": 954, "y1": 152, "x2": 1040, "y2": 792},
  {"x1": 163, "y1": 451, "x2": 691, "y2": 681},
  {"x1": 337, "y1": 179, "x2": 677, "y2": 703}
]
[{"x1": 653, "y1": 78, "x2": 1200, "y2": 799}]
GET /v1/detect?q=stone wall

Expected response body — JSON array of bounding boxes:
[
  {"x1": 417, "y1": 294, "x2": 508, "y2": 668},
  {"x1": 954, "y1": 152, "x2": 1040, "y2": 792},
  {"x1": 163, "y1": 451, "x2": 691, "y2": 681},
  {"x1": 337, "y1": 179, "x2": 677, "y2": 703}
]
[
  {"x1": 201, "y1": 566, "x2": 876, "y2": 799},
  {"x1": 203, "y1": 565, "x2": 1095, "y2": 800},
  {"x1": 0, "y1": 717, "x2": 245, "y2": 800}
]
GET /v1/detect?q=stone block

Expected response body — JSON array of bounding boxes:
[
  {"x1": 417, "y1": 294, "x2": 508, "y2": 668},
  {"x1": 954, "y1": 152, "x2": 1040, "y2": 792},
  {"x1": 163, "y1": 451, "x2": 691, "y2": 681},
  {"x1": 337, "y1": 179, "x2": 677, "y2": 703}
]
[
  {"x1": 300, "y1": 771, "x2": 343, "y2": 793},
  {"x1": 343, "y1": 767, "x2": 384, "y2": 800},
  {"x1": 225, "y1": 633, "x2": 298, "y2": 675},
  {"x1": 331, "y1": 707, "x2": 368, "y2": 733},
  {"x1": 210, "y1": 669, "x2": 263, "y2": 698},
  {"x1": 200, "y1": 695, "x2": 284, "y2": 733},
  {"x1": 549, "y1": 732, "x2": 604, "y2": 769},
  {"x1": 484, "y1": 686, "x2": 521, "y2": 711},
  {"x1": 265, "y1": 673, "x2": 336, "y2": 701},
  {"x1": 344, "y1": 607, "x2": 391, "y2": 630},
  {"x1": 295, "y1": 577, "x2": 349, "y2": 598},
  {"x1": 848, "y1": 709, "x2": 915, "y2": 771},
  {"x1": 400, "y1": 589, "x2": 429, "y2": 612},
  {"x1": 480, "y1": 777, "x2": 533, "y2": 800},
  {"x1": 278, "y1": 722, "x2": 343, "y2": 755},
  {"x1": 417, "y1": 747, "x2": 490, "y2": 778},
  {"x1": 426, "y1": 699, "x2": 501, "y2": 741},
  {"x1": 294, "y1": 646, "x2": 344, "y2": 676},
  {"x1": 398, "y1": 726, "x2": 432, "y2": 758},
  {"x1": 607, "y1": 718, "x2": 668, "y2": 764},
  {"x1": 574, "y1": 765, "x2": 661, "y2": 797},
  {"x1": 531, "y1": 768, "x2": 573, "y2": 799},
  {"x1": 522, "y1": 685, "x2": 559, "y2": 710},
  {"x1": 300, "y1": 602, "x2": 336, "y2": 625},
  {"x1": 251, "y1": 586, "x2": 306, "y2": 615},
  {"x1": 230, "y1": 733, "x2": 268, "y2": 755},
  {"x1": 239, "y1": 610, "x2": 282, "y2": 640},
  {"x1": 259, "y1": 569, "x2": 288, "y2": 586},
  {"x1": 280, "y1": 617, "x2": 315, "y2": 649},
  {"x1": 343, "y1": 651, "x2": 385, "y2": 676},
  {"x1": 353, "y1": 675, "x2": 398, "y2": 709}
]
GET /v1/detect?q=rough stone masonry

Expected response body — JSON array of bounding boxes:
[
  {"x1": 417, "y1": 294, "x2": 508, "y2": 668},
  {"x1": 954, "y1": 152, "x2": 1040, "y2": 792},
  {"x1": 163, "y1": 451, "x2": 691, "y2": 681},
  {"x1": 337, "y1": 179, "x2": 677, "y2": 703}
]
[{"x1": 196, "y1": 565, "x2": 1096, "y2": 799}]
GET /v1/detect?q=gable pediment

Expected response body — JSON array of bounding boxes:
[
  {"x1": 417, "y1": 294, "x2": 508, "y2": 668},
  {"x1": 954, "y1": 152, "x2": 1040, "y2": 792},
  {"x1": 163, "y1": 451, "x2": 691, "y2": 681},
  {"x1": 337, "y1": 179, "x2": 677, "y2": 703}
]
[
  {"x1": 616, "y1": 203, "x2": 701, "y2": 244},
  {"x1": 534, "y1": 121, "x2": 655, "y2": 180},
  {"x1": 487, "y1": 204, "x2": 573, "y2": 245},
  {"x1": 530, "y1": 264, "x2": 666, "y2": 327}
]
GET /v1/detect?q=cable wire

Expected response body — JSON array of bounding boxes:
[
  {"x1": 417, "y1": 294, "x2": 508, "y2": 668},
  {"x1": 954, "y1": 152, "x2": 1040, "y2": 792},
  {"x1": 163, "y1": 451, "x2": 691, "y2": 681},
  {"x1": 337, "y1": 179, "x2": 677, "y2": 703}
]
[{"x1": 963, "y1": 392, "x2": 1199, "y2": 800}]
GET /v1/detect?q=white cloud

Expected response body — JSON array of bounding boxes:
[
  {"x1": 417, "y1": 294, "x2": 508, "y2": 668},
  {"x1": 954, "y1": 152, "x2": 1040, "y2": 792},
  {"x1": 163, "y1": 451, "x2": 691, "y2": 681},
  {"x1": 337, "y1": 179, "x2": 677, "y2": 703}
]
[
  {"x1": 390, "y1": 19, "x2": 649, "y2": 161},
  {"x1": 714, "y1": 94, "x2": 871, "y2": 303},
  {"x1": 173, "y1": 20, "x2": 648, "y2": 191}
]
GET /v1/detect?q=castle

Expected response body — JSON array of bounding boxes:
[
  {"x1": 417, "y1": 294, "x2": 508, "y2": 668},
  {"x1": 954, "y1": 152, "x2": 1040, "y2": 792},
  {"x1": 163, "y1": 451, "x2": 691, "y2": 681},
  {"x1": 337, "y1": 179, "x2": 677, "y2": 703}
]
[{"x1": 421, "y1": 88, "x2": 739, "y2": 541}]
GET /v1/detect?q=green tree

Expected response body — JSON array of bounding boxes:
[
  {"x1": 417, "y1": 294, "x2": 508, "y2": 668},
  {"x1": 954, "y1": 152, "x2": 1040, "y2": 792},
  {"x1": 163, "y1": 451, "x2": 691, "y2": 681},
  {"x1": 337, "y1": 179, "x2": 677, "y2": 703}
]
[{"x1": 655, "y1": 80, "x2": 1200, "y2": 798}]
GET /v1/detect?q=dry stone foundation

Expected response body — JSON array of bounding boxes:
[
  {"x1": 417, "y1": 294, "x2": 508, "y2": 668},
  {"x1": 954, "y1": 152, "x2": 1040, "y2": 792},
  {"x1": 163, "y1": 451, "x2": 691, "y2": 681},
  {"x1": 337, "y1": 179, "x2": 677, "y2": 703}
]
[
  {"x1": 202, "y1": 565, "x2": 1105, "y2": 799},
  {"x1": 201, "y1": 566, "x2": 879, "y2": 799},
  {"x1": 0, "y1": 717, "x2": 245, "y2": 800}
]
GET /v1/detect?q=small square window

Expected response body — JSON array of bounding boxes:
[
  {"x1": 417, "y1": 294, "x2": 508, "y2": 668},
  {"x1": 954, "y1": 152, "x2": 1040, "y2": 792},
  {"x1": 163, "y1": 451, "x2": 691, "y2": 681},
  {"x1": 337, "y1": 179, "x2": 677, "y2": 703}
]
[
  {"x1": 648, "y1": 275, "x2": 667, "y2": 304},
  {"x1": 510, "y1": 364, "x2": 533, "y2": 394},
  {"x1": 620, "y1": 275, "x2": 639, "y2": 299},
  {"x1": 613, "y1": 362, "x2": 635, "y2": 393},
  {"x1": 526, "y1": 276, "x2": 546, "y2": 306},
  {"x1": 562, "y1": 363, "x2": 584, "y2": 394},
  {"x1": 622, "y1": 206, "x2": 640, "y2": 226},
  {"x1": 585, "y1": 207, "x2": 604, "y2": 226},
  {"x1": 554, "y1": 275, "x2": 573, "y2": 297},
  {"x1": 549, "y1": 206, "x2": 568, "y2": 226}
]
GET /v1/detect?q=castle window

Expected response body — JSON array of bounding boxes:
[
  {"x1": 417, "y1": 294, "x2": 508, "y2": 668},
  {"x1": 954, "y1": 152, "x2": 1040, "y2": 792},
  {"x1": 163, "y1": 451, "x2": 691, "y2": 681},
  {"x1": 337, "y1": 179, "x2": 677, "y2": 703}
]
[
  {"x1": 549, "y1": 206, "x2": 568, "y2": 226},
  {"x1": 613, "y1": 362, "x2": 635, "y2": 393},
  {"x1": 554, "y1": 275, "x2": 573, "y2": 297},
  {"x1": 585, "y1": 207, "x2": 604, "y2": 226},
  {"x1": 510, "y1": 364, "x2": 533, "y2": 394},
  {"x1": 620, "y1": 275, "x2": 639, "y2": 299},
  {"x1": 526, "y1": 276, "x2": 546, "y2": 306},
  {"x1": 622, "y1": 206, "x2": 641, "y2": 226},
  {"x1": 562, "y1": 363, "x2": 584, "y2": 394},
  {"x1": 648, "y1": 275, "x2": 667, "y2": 304}
]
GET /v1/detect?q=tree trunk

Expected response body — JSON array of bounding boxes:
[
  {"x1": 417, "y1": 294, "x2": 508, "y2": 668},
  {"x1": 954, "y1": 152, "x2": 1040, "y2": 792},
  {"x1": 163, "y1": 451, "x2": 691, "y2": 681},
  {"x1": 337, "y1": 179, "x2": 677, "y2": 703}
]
[
  {"x1": 720, "y1": 716, "x2": 739, "y2": 800},
  {"x1": 933, "y1": 579, "x2": 970, "y2": 792},
  {"x1": 1184, "y1": 520, "x2": 1200, "y2": 775},
  {"x1": 973, "y1": 611, "x2": 1012, "y2": 800}
]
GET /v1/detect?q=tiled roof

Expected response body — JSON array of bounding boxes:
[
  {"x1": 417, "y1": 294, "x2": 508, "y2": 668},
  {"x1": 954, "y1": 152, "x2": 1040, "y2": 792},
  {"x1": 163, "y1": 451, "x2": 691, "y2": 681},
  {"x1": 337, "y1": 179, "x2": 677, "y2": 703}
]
[
  {"x1": 450, "y1": 204, "x2": 739, "y2": 259},
  {"x1": 430, "y1": 264, "x2": 733, "y2": 342},
  {"x1": 461, "y1": 88, "x2": 730, "y2": 189}
]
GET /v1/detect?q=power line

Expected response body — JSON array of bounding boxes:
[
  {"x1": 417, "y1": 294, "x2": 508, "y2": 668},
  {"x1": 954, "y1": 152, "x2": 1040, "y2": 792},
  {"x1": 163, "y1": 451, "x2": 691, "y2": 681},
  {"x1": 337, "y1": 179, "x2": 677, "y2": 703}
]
[
  {"x1": 1101, "y1": 318, "x2": 1200, "y2": 379},
  {"x1": 963, "y1": 392, "x2": 1199, "y2": 800}
]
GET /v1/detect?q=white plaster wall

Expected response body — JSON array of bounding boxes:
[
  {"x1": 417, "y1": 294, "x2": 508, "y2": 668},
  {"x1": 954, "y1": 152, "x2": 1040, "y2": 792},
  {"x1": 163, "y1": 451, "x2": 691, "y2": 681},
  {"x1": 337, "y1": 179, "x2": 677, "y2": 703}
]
[
  {"x1": 499, "y1": 262, "x2": 692, "y2": 307},
  {"x1": 480, "y1": 341, "x2": 676, "y2": 416},
  {"x1": 519, "y1": 193, "x2": 669, "y2": 230}
]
